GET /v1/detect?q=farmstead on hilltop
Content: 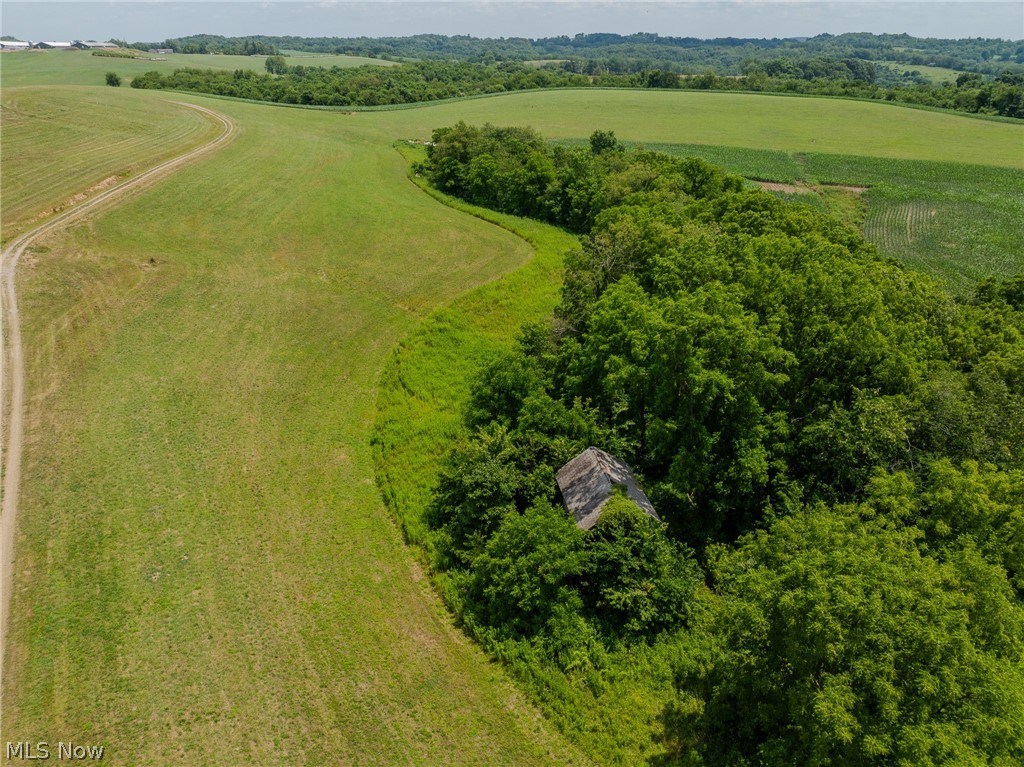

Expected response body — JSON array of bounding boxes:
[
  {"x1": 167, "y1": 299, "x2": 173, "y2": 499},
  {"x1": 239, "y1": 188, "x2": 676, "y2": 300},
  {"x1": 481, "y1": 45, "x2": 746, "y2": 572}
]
[
  {"x1": 556, "y1": 447, "x2": 659, "y2": 530},
  {"x1": 0, "y1": 40, "x2": 120, "y2": 50}
]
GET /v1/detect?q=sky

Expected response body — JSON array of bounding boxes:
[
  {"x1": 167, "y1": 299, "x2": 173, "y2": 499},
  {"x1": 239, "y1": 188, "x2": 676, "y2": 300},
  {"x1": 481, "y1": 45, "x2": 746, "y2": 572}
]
[{"x1": 2, "y1": 2, "x2": 1022, "y2": 44}]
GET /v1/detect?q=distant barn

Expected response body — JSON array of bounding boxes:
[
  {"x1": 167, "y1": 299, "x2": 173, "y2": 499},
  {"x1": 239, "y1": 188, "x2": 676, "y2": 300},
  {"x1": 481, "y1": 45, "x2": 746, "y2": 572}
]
[{"x1": 556, "y1": 447, "x2": 659, "y2": 530}]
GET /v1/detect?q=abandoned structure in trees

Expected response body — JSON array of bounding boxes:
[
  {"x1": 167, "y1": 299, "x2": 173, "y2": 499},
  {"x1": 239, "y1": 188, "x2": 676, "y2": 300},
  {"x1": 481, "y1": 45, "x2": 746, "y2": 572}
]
[{"x1": 556, "y1": 447, "x2": 659, "y2": 530}]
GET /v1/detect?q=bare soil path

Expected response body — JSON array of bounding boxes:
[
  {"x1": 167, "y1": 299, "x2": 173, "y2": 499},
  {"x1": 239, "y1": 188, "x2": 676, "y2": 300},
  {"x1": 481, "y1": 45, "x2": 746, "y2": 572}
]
[{"x1": 0, "y1": 100, "x2": 236, "y2": 692}]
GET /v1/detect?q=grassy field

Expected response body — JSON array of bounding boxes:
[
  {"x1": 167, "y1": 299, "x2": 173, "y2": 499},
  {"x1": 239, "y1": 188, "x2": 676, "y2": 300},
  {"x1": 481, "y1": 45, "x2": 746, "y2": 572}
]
[
  {"x1": 355, "y1": 89, "x2": 1024, "y2": 168},
  {"x1": 2, "y1": 56, "x2": 1022, "y2": 765},
  {"x1": 877, "y1": 61, "x2": 962, "y2": 83},
  {"x1": 2, "y1": 89, "x2": 592, "y2": 766},
  {"x1": 278, "y1": 50, "x2": 399, "y2": 67},
  {"x1": 0, "y1": 87, "x2": 221, "y2": 241},
  {"x1": 374, "y1": 147, "x2": 574, "y2": 553},
  {"x1": 0, "y1": 49, "x2": 391, "y2": 88}
]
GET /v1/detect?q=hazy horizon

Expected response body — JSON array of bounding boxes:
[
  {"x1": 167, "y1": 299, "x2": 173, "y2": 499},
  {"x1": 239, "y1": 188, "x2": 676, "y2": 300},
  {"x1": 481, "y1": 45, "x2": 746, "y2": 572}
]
[{"x1": 3, "y1": 2, "x2": 1022, "y2": 45}]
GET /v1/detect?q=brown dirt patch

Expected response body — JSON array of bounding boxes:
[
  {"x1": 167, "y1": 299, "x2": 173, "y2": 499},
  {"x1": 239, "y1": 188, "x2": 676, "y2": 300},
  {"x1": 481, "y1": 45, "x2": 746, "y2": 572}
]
[
  {"x1": 409, "y1": 558, "x2": 425, "y2": 583},
  {"x1": 758, "y1": 181, "x2": 808, "y2": 194},
  {"x1": 87, "y1": 174, "x2": 121, "y2": 193},
  {"x1": 757, "y1": 180, "x2": 869, "y2": 195},
  {"x1": 37, "y1": 175, "x2": 124, "y2": 219}
]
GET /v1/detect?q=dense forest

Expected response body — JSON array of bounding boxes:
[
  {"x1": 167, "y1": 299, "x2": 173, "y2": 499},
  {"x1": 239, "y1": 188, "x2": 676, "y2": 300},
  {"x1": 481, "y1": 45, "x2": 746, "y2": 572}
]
[
  {"x1": 129, "y1": 55, "x2": 1024, "y2": 117},
  {"x1": 408, "y1": 123, "x2": 1024, "y2": 764}
]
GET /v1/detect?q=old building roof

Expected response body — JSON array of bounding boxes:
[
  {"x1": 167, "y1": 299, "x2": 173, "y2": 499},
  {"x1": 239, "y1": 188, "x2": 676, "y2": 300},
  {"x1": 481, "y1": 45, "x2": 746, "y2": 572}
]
[{"x1": 556, "y1": 447, "x2": 659, "y2": 530}]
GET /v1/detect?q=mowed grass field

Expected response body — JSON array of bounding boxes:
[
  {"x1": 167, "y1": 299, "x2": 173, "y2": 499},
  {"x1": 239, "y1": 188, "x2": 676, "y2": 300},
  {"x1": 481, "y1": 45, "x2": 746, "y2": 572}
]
[
  {"x1": 2, "y1": 56, "x2": 1022, "y2": 766},
  {"x1": 358, "y1": 88, "x2": 1024, "y2": 167},
  {"x1": 367, "y1": 89, "x2": 1021, "y2": 294},
  {"x1": 1, "y1": 87, "x2": 222, "y2": 241},
  {"x1": 2, "y1": 89, "x2": 592, "y2": 766},
  {"x1": 0, "y1": 49, "x2": 391, "y2": 88}
]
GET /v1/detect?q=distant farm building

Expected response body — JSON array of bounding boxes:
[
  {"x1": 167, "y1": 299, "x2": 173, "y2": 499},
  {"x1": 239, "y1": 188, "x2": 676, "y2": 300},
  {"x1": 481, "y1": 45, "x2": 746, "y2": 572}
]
[
  {"x1": 556, "y1": 447, "x2": 659, "y2": 530},
  {"x1": 32, "y1": 41, "x2": 73, "y2": 50},
  {"x1": 0, "y1": 41, "x2": 31, "y2": 51},
  {"x1": 73, "y1": 40, "x2": 119, "y2": 49},
  {"x1": 149, "y1": 48, "x2": 174, "y2": 55}
]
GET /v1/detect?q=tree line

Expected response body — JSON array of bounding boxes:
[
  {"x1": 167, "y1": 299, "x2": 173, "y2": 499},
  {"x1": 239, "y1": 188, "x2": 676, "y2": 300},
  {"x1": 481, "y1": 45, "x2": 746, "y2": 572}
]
[
  {"x1": 130, "y1": 34, "x2": 278, "y2": 55},
  {"x1": 129, "y1": 61, "x2": 591, "y2": 106},
  {"x1": 673, "y1": 65, "x2": 1024, "y2": 118},
  {"x1": 414, "y1": 122, "x2": 1024, "y2": 764},
  {"x1": 128, "y1": 56, "x2": 1024, "y2": 118}
]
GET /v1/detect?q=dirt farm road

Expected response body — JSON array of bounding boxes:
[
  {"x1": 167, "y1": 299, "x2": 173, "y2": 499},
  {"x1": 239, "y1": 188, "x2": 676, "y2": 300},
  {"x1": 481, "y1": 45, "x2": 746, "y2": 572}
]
[{"x1": 0, "y1": 101, "x2": 237, "y2": 693}]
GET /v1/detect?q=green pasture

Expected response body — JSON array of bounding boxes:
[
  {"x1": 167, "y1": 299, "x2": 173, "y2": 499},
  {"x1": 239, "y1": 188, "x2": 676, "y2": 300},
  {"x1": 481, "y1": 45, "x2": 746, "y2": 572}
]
[
  {"x1": 4, "y1": 60, "x2": 1022, "y2": 168},
  {"x1": 353, "y1": 89, "x2": 1024, "y2": 169},
  {"x1": 878, "y1": 61, "x2": 962, "y2": 83},
  {"x1": 523, "y1": 58, "x2": 568, "y2": 68},
  {"x1": 2, "y1": 54, "x2": 1022, "y2": 766},
  {"x1": 375, "y1": 147, "x2": 574, "y2": 552},
  {"x1": 2, "y1": 89, "x2": 590, "y2": 766},
  {"x1": 0, "y1": 49, "x2": 391, "y2": 88},
  {"x1": 279, "y1": 49, "x2": 399, "y2": 67}
]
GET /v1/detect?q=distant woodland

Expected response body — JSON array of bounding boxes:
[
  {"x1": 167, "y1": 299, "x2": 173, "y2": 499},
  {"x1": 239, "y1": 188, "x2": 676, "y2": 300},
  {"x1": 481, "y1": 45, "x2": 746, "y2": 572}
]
[
  {"x1": 408, "y1": 123, "x2": 1024, "y2": 765},
  {"x1": 132, "y1": 32, "x2": 1024, "y2": 75},
  {"x1": 130, "y1": 43, "x2": 1024, "y2": 118}
]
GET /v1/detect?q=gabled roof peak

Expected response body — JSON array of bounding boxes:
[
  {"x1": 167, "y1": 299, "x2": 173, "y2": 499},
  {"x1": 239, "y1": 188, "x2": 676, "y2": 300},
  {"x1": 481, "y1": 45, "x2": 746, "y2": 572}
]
[{"x1": 556, "y1": 447, "x2": 659, "y2": 530}]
